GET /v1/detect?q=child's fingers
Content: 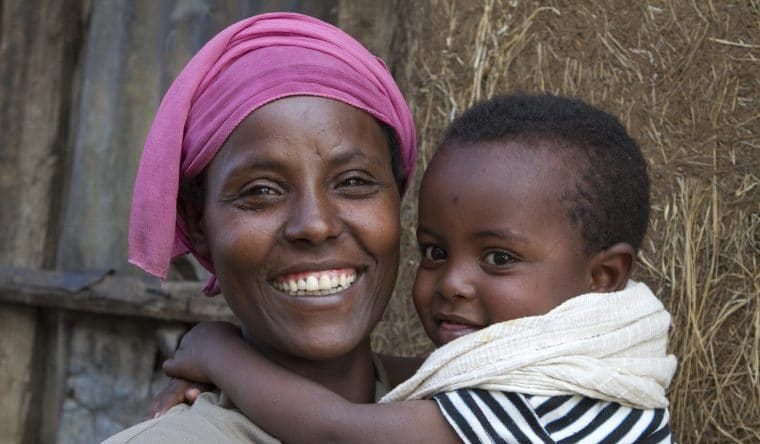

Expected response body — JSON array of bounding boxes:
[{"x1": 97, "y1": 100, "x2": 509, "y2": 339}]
[
  {"x1": 162, "y1": 358, "x2": 179, "y2": 376},
  {"x1": 184, "y1": 382, "x2": 216, "y2": 403},
  {"x1": 185, "y1": 387, "x2": 202, "y2": 403},
  {"x1": 162, "y1": 355, "x2": 210, "y2": 383},
  {"x1": 162, "y1": 357, "x2": 196, "y2": 380},
  {"x1": 148, "y1": 377, "x2": 196, "y2": 419}
]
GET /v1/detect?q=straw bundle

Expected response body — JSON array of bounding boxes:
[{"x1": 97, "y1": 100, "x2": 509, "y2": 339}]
[{"x1": 371, "y1": 1, "x2": 759, "y2": 442}]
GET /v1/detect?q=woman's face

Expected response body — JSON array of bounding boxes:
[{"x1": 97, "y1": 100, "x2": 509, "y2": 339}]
[{"x1": 196, "y1": 96, "x2": 401, "y2": 362}]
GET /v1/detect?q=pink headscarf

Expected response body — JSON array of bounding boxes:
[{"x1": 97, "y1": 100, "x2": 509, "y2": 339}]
[{"x1": 128, "y1": 12, "x2": 416, "y2": 292}]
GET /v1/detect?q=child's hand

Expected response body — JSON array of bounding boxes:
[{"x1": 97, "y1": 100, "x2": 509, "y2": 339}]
[
  {"x1": 149, "y1": 321, "x2": 240, "y2": 418},
  {"x1": 163, "y1": 321, "x2": 242, "y2": 383},
  {"x1": 148, "y1": 377, "x2": 213, "y2": 418}
]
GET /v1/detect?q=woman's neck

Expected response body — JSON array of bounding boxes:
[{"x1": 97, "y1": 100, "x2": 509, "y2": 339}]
[{"x1": 243, "y1": 334, "x2": 377, "y2": 403}]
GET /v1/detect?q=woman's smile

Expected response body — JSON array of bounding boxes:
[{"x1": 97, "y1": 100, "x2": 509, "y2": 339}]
[{"x1": 272, "y1": 268, "x2": 359, "y2": 296}]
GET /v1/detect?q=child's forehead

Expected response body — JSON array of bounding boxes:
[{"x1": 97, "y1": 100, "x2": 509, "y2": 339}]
[
  {"x1": 424, "y1": 140, "x2": 573, "y2": 204},
  {"x1": 432, "y1": 137, "x2": 579, "y2": 178},
  {"x1": 419, "y1": 138, "x2": 589, "y2": 255}
]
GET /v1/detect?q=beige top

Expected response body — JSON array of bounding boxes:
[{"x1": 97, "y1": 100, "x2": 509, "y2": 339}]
[{"x1": 102, "y1": 356, "x2": 390, "y2": 444}]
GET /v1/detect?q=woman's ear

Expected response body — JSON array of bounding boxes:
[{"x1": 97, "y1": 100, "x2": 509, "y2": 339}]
[
  {"x1": 179, "y1": 197, "x2": 210, "y2": 258},
  {"x1": 588, "y1": 242, "x2": 636, "y2": 292}
]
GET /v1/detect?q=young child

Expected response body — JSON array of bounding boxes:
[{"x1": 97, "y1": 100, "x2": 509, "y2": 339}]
[{"x1": 158, "y1": 94, "x2": 677, "y2": 443}]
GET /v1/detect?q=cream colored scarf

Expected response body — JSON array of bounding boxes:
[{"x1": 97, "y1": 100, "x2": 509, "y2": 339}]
[{"x1": 381, "y1": 281, "x2": 677, "y2": 409}]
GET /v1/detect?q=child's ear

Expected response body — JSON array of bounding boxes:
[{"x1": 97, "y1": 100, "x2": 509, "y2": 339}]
[
  {"x1": 588, "y1": 242, "x2": 636, "y2": 292},
  {"x1": 179, "y1": 197, "x2": 210, "y2": 259}
]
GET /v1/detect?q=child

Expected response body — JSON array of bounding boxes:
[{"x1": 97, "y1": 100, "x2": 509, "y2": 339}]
[{"x1": 158, "y1": 94, "x2": 677, "y2": 443}]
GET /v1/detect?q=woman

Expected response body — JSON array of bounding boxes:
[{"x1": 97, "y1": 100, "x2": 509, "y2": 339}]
[{"x1": 104, "y1": 12, "x2": 415, "y2": 443}]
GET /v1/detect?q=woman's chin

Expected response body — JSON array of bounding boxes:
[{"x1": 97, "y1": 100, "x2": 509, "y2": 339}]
[
  {"x1": 243, "y1": 325, "x2": 370, "y2": 363},
  {"x1": 287, "y1": 330, "x2": 370, "y2": 362}
]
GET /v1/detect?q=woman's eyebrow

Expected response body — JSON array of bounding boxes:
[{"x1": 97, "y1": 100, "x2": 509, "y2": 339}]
[
  {"x1": 328, "y1": 149, "x2": 369, "y2": 166},
  {"x1": 224, "y1": 158, "x2": 283, "y2": 176}
]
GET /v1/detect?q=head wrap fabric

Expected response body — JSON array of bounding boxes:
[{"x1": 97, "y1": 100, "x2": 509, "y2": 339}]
[{"x1": 128, "y1": 12, "x2": 416, "y2": 290}]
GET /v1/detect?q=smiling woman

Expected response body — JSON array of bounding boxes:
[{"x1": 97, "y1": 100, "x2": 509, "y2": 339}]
[
  {"x1": 189, "y1": 97, "x2": 402, "y2": 368},
  {"x1": 104, "y1": 12, "x2": 415, "y2": 443}
]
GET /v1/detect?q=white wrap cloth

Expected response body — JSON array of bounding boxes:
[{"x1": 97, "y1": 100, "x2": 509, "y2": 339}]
[{"x1": 381, "y1": 281, "x2": 677, "y2": 409}]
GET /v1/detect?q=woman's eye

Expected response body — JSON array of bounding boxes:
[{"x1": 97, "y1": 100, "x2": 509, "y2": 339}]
[
  {"x1": 484, "y1": 251, "x2": 515, "y2": 266},
  {"x1": 422, "y1": 245, "x2": 447, "y2": 261},
  {"x1": 243, "y1": 185, "x2": 278, "y2": 196},
  {"x1": 336, "y1": 173, "x2": 382, "y2": 198},
  {"x1": 231, "y1": 183, "x2": 284, "y2": 209},
  {"x1": 341, "y1": 176, "x2": 369, "y2": 187}
]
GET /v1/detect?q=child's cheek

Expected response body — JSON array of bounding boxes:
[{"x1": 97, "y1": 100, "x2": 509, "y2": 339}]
[{"x1": 411, "y1": 268, "x2": 435, "y2": 323}]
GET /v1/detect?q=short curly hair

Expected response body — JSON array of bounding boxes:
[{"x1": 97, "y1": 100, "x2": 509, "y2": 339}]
[{"x1": 442, "y1": 93, "x2": 650, "y2": 253}]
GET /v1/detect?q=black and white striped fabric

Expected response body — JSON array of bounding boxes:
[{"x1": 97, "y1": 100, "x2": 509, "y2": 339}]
[{"x1": 433, "y1": 389, "x2": 672, "y2": 443}]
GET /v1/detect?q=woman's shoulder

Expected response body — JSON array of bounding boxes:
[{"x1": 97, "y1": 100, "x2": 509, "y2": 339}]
[{"x1": 101, "y1": 392, "x2": 280, "y2": 444}]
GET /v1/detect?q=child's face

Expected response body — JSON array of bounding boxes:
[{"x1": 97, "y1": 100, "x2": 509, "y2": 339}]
[{"x1": 413, "y1": 140, "x2": 594, "y2": 346}]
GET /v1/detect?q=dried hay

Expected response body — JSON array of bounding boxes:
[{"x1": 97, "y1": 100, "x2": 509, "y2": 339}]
[{"x1": 371, "y1": 1, "x2": 759, "y2": 442}]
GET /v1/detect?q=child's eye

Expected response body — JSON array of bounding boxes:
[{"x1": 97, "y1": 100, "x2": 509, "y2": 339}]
[
  {"x1": 422, "y1": 245, "x2": 447, "y2": 261},
  {"x1": 483, "y1": 251, "x2": 515, "y2": 266}
]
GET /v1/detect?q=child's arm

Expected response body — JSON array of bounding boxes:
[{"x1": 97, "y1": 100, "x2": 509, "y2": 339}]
[
  {"x1": 148, "y1": 353, "x2": 425, "y2": 417},
  {"x1": 163, "y1": 322, "x2": 461, "y2": 444},
  {"x1": 377, "y1": 353, "x2": 427, "y2": 388}
]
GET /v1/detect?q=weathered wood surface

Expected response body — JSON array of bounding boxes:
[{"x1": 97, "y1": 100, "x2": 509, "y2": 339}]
[
  {"x1": 0, "y1": 306, "x2": 38, "y2": 444},
  {"x1": 0, "y1": 0, "x2": 82, "y2": 442},
  {"x1": 0, "y1": 267, "x2": 235, "y2": 323},
  {"x1": 338, "y1": 0, "x2": 398, "y2": 63},
  {"x1": 0, "y1": 2, "x2": 78, "y2": 267}
]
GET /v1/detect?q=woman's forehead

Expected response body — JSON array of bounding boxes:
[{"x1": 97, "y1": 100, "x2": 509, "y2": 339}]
[
  {"x1": 235, "y1": 96, "x2": 383, "y2": 140},
  {"x1": 208, "y1": 97, "x2": 390, "y2": 175}
]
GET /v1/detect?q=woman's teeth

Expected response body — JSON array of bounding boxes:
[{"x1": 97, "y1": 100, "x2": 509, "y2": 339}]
[{"x1": 273, "y1": 270, "x2": 357, "y2": 296}]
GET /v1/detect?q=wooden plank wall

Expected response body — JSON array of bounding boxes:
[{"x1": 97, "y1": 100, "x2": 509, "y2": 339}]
[
  {"x1": 0, "y1": 1, "x2": 82, "y2": 443},
  {"x1": 0, "y1": 1, "x2": 398, "y2": 442}
]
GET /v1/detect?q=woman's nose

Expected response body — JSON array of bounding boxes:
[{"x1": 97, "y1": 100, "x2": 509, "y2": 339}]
[
  {"x1": 283, "y1": 190, "x2": 341, "y2": 245},
  {"x1": 437, "y1": 263, "x2": 477, "y2": 301}
]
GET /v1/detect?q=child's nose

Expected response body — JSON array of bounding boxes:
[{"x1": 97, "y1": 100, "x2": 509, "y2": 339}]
[{"x1": 437, "y1": 264, "x2": 477, "y2": 300}]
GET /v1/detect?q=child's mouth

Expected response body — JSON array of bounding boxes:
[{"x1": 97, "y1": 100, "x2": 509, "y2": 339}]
[
  {"x1": 435, "y1": 315, "x2": 482, "y2": 342},
  {"x1": 439, "y1": 320, "x2": 480, "y2": 332}
]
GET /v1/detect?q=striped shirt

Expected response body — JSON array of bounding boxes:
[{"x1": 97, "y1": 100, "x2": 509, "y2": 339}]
[{"x1": 433, "y1": 389, "x2": 672, "y2": 443}]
